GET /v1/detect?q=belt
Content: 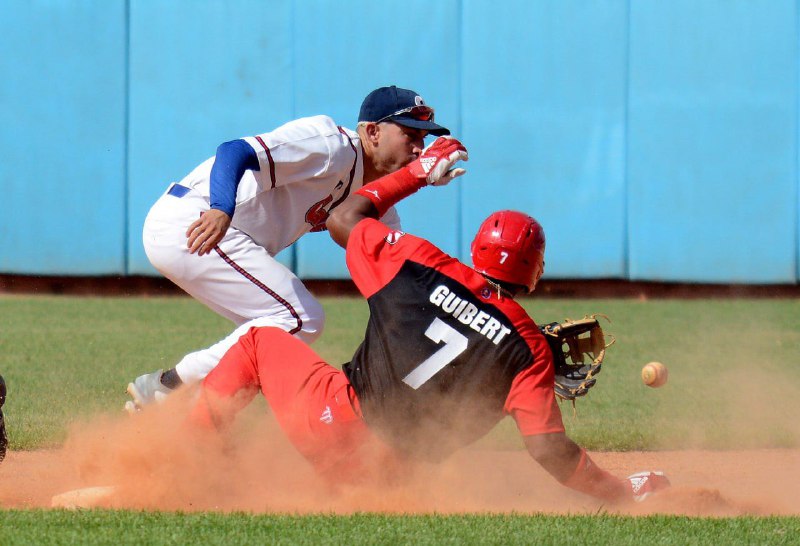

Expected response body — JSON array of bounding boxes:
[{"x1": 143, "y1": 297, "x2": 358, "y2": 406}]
[{"x1": 167, "y1": 183, "x2": 190, "y2": 198}]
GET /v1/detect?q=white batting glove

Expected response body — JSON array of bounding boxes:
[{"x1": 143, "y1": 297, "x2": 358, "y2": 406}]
[
  {"x1": 407, "y1": 136, "x2": 469, "y2": 186},
  {"x1": 627, "y1": 471, "x2": 671, "y2": 502}
]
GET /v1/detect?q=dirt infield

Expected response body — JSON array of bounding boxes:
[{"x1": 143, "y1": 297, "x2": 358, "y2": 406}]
[
  {"x1": 2, "y1": 279, "x2": 796, "y2": 516},
  {"x1": 1, "y1": 405, "x2": 797, "y2": 516}
]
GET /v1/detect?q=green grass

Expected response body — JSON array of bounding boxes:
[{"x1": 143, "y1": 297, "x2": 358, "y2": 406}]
[
  {"x1": 0, "y1": 511, "x2": 798, "y2": 545},
  {"x1": 1, "y1": 295, "x2": 799, "y2": 451},
  {"x1": 1, "y1": 294, "x2": 799, "y2": 543}
]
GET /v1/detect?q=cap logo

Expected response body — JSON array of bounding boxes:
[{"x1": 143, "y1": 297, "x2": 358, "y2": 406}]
[{"x1": 415, "y1": 95, "x2": 425, "y2": 106}]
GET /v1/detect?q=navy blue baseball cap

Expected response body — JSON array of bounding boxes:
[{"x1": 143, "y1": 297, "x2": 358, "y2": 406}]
[{"x1": 358, "y1": 86, "x2": 450, "y2": 136}]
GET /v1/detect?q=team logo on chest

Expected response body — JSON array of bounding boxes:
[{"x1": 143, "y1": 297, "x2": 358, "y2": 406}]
[
  {"x1": 305, "y1": 195, "x2": 333, "y2": 232},
  {"x1": 305, "y1": 179, "x2": 353, "y2": 232}
]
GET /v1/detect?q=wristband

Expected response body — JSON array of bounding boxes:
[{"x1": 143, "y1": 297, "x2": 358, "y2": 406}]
[
  {"x1": 354, "y1": 167, "x2": 426, "y2": 217},
  {"x1": 563, "y1": 449, "x2": 629, "y2": 502}
]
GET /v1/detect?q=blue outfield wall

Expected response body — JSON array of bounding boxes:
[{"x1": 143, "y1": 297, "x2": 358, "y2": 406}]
[
  {"x1": 127, "y1": 0, "x2": 296, "y2": 274},
  {"x1": 1, "y1": 0, "x2": 798, "y2": 283},
  {"x1": 627, "y1": 0, "x2": 798, "y2": 283},
  {"x1": 0, "y1": 1, "x2": 128, "y2": 275},
  {"x1": 462, "y1": 0, "x2": 629, "y2": 279},
  {"x1": 291, "y1": 0, "x2": 463, "y2": 279}
]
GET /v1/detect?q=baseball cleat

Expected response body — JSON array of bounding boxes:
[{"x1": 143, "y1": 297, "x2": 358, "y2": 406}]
[
  {"x1": 0, "y1": 374, "x2": 8, "y2": 462},
  {"x1": 125, "y1": 369, "x2": 174, "y2": 413}
]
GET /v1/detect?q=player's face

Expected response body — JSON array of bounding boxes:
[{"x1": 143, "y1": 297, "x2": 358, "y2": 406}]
[{"x1": 374, "y1": 122, "x2": 428, "y2": 175}]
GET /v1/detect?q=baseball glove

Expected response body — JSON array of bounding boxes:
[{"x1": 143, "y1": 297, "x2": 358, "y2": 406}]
[{"x1": 539, "y1": 315, "x2": 614, "y2": 401}]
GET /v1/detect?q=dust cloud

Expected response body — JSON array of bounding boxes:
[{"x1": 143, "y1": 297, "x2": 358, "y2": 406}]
[
  {"x1": 606, "y1": 299, "x2": 800, "y2": 453},
  {"x1": 1, "y1": 386, "x2": 798, "y2": 516}
]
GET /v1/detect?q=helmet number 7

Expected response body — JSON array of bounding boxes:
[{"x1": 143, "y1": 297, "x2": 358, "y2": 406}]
[
  {"x1": 499, "y1": 251, "x2": 509, "y2": 264},
  {"x1": 402, "y1": 317, "x2": 468, "y2": 389}
]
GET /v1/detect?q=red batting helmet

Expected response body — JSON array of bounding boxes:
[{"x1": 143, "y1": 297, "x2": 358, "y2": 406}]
[{"x1": 470, "y1": 210, "x2": 546, "y2": 293}]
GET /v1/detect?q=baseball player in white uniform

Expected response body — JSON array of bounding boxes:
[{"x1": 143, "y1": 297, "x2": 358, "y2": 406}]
[{"x1": 126, "y1": 86, "x2": 452, "y2": 411}]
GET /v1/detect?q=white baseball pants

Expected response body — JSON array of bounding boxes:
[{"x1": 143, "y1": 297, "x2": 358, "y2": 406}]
[{"x1": 142, "y1": 184, "x2": 324, "y2": 384}]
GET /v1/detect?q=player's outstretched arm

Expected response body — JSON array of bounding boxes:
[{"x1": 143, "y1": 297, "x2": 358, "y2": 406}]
[
  {"x1": 327, "y1": 136, "x2": 469, "y2": 248},
  {"x1": 524, "y1": 432, "x2": 671, "y2": 503},
  {"x1": 327, "y1": 195, "x2": 379, "y2": 249},
  {"x1": 524, "y1": 432, "x2": 630, "y2": 502},
  {"x1": 524, "y1": 432, "x2": 584, "y2": 481}
]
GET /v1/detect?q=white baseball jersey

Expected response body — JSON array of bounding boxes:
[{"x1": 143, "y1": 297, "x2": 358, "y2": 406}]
[
  {"x1": 176, "y1": 115, "x2": 399, "y2": 255},
  {"x1": 142, "y1": 114, "x2": 400, "y2": 385}
]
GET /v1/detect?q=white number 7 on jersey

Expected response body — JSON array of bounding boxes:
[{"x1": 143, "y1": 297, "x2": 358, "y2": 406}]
[{"x1": 402, "y1": 317, "x2": 468, "y2": 390}]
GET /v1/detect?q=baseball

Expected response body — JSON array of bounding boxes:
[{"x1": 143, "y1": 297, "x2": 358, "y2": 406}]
[{"x1": 641, "y1": 361, "x2": 668, "y2": 388}]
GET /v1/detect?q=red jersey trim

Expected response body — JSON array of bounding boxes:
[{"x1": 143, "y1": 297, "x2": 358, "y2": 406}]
[{"x1": 254, "y1": 135, "x2": 277, "y2": 189}]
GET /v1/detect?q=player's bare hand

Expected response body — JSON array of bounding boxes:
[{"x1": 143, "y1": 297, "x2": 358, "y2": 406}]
[{"x1": 186, "y1": 209, "x2": 231, "y2": 255}]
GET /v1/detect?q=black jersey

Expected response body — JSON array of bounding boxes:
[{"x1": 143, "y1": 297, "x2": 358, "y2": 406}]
[{"x1": 342, "y1": 219, "x2": 564, "y2": 461}]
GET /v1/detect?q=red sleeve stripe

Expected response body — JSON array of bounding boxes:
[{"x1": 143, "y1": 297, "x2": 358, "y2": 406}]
[
  {"x1": 254, "y1": 136, "x2": 277, "y2": 189},
  {"x1": 328, "y1": 126, "x2": 359, "y2": 210}
]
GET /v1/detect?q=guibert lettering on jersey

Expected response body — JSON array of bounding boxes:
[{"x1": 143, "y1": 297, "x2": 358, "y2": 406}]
[{"x1": 429, "y1": 285, "x2": 511, "y2": 344}]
